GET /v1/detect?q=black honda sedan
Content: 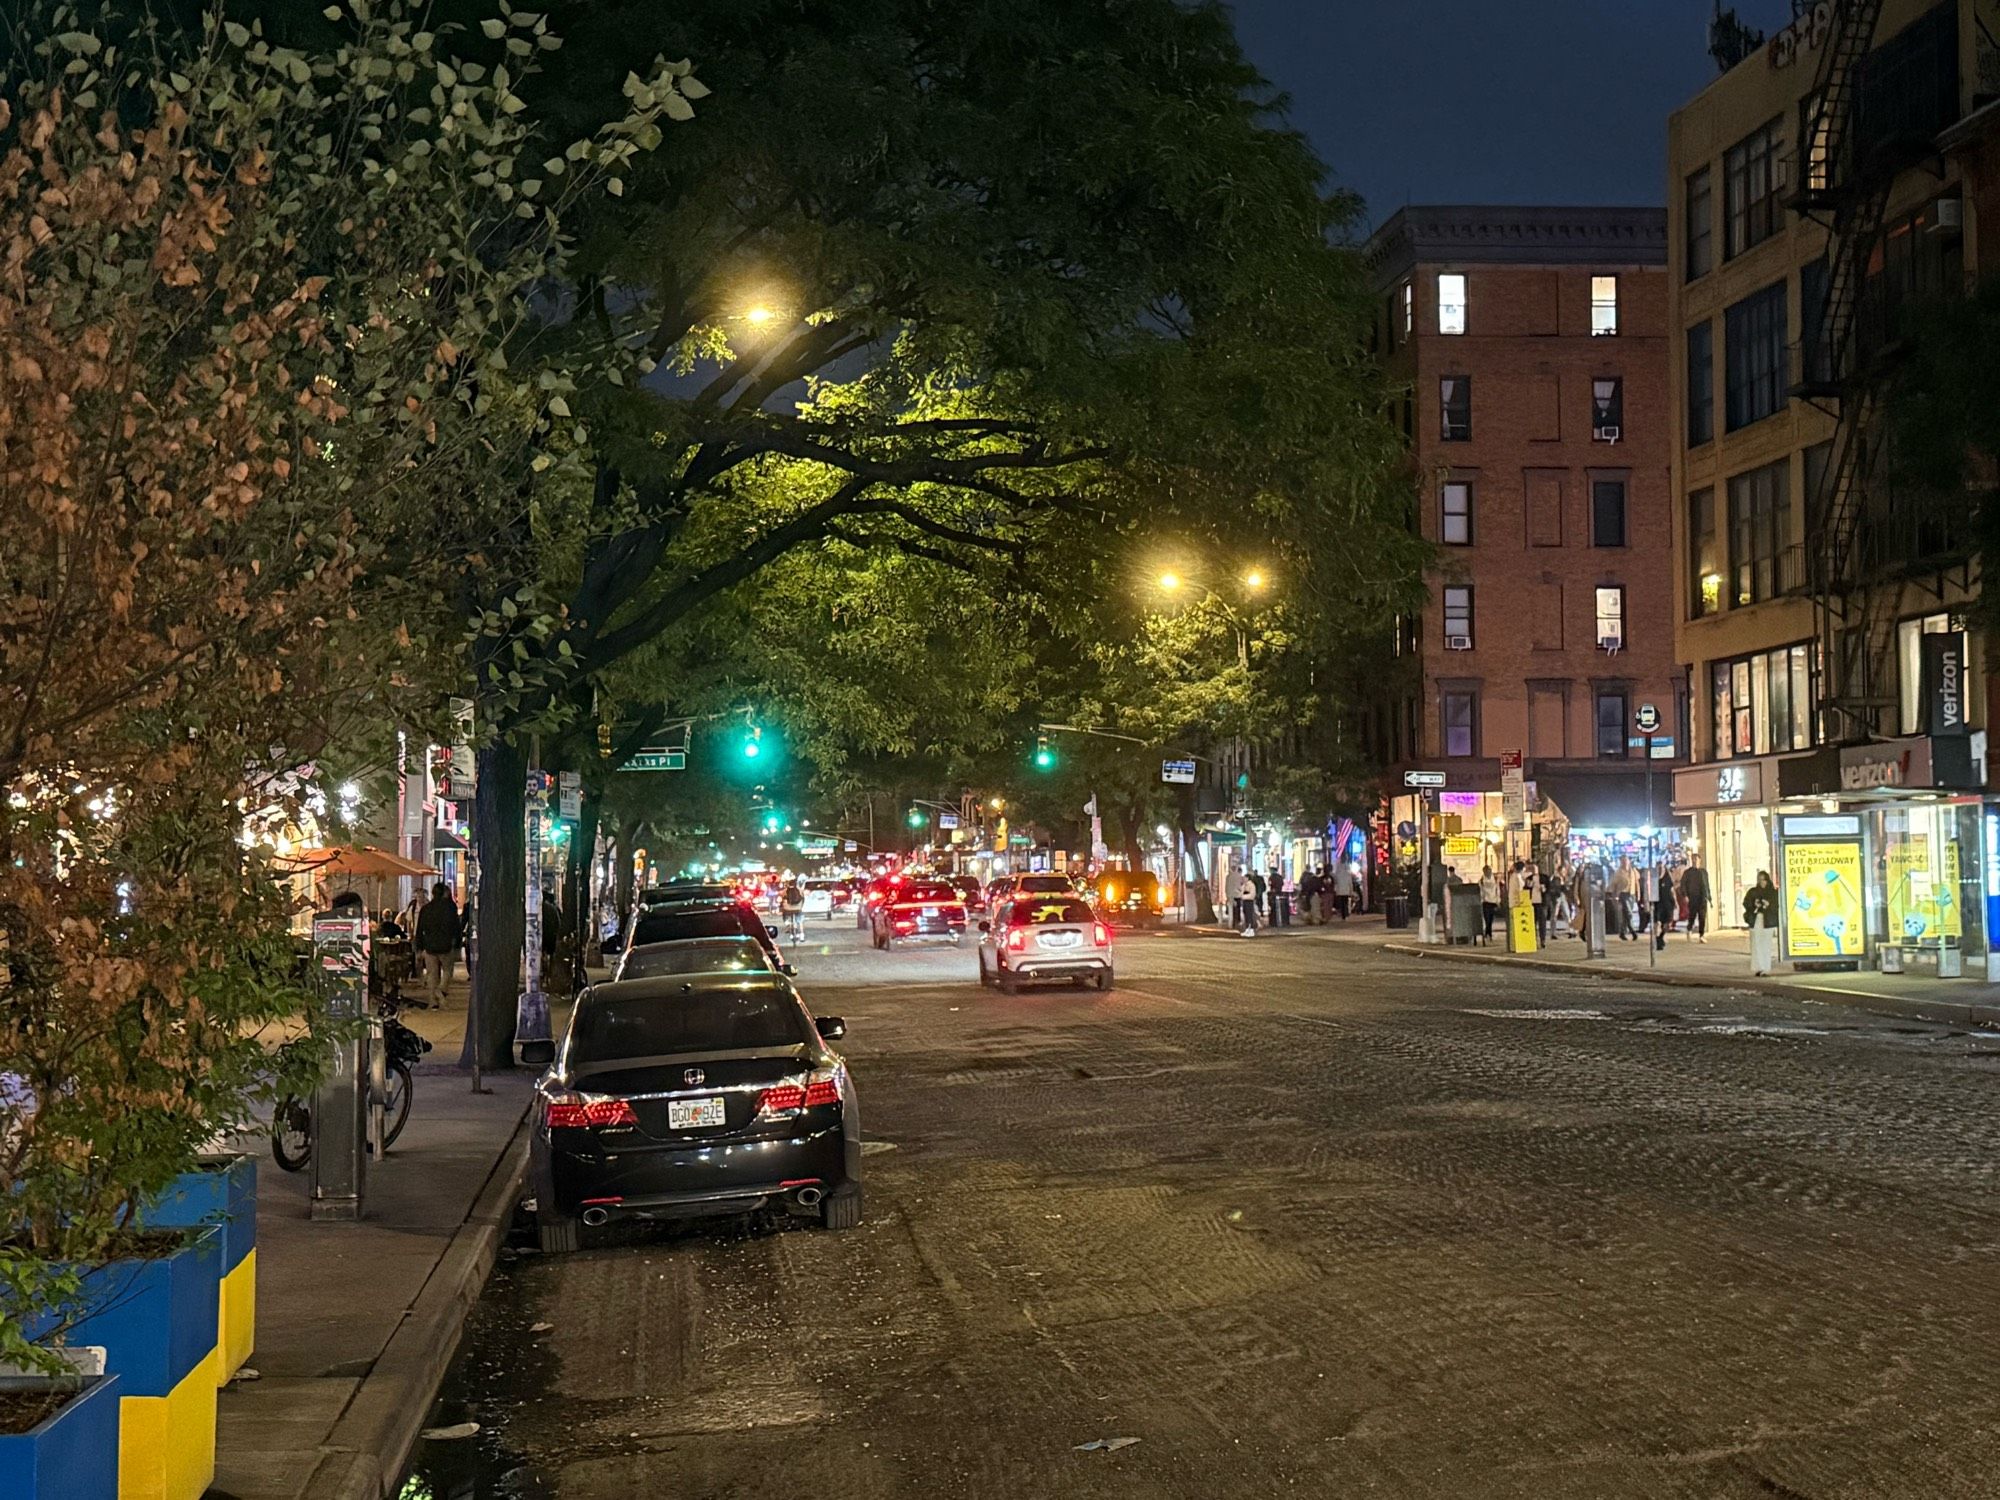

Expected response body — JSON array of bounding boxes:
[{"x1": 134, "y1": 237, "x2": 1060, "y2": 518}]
[{"x1": 528, "y1": 973, "x2": 861, "y2": 1251}]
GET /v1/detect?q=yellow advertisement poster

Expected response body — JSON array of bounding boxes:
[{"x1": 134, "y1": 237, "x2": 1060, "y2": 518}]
[
  {"x1": 1782, "y1": 840, "x2": 1865, "y2": 959},
  {"x1": 1886, "y1": 836, "x2": 1965, "y2": 942}
]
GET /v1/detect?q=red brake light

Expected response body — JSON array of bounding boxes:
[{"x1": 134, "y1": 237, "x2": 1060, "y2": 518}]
[
  {"x1": 757, "y1": 1069, "x2": 840, "y2": 1117},
  {"x1": 1093, "y1": 923, "x2": 1111, "y2": 947},
  {"x1": 1006, "y1": 928, "x2": 1027, "y2": 951},
  {"x1": 546, "y1": 1096, "x2": 638, "y2": 1129},
  {"x1": 756, "y1": 1083, "x2": 806, "y2": 1114}
]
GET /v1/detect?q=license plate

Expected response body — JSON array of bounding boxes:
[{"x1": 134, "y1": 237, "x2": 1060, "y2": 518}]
[
  {"x1": 1040, "y1": 930, "x2": 1080, "y2": 948},
  {"x1": 668, "y1": 1096, "x2": 728, "y2": 1130},
  {"x1": 922, "y1": 906, "x2": 938, "y2": 917}
]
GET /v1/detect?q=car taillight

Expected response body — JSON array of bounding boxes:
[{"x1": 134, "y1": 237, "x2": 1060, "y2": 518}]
[
  {"x1": 1093, "y1": 923, "x2": 1110, "y2": 947},
  {"x1": 546, "y1": 1095, "x2": 638, "y2": 1129},
  {"x1": 1006, "y1": 928, "x2": 1027, "y2": 951},
  {"x1": 757, "y1": 1069, "x2": 840, "y2": 1117}
]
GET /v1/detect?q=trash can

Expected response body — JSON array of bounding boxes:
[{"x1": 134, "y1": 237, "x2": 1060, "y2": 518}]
[{"x1": 1384, "y1": 894, "x2": 1409, "y2": 929}]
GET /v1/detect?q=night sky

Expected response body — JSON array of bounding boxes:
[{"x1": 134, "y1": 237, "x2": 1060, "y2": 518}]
[{"x1": 1224, "y1": 0, "x2": 1802, "y2": 227}]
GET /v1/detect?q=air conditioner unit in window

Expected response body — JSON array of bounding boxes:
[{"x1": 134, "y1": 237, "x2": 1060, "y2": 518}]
[
  {"x1": 1594, "y1": 424, "x2": 1622, "y2": 443},
  {"x1": 1928, "y1": 198, "x2": 1963, "y2": 234},
  {"x1": 1445, "y1": 634, "x2": 1472, "y2": 651}
]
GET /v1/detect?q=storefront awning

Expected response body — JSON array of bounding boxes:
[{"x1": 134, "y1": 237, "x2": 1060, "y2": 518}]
[
  {"x1": 431, "y1": 827, "x2": 469, "y2": 851},
  {"x1": 1535, "y1": 772, "x2": 1683, "y2": 833}
]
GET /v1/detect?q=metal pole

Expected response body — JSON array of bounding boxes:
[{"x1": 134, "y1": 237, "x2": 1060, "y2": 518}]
[
  {"x1": 1648, "y1": 831, "x2": 1658, "y2": 969},
  {"x1": 1418, "y1": 789, "x2": 1433, "y2": 943}
]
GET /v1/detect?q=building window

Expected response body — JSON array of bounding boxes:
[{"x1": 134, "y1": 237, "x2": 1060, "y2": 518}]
[
  {"x1": 1688, "y1": 488, "x2": 1720, "y2": 617},
  {"x1": 1594, "y1": 586, "x2": 1625, "y2": 651},
  {"x1": 1727, "y1": 459, "x2": 1793, "y2": 606},
  {"x1": 1442, "y1": 585, "x2": 1473, "y2": 648},
  {"x1": 1590, "y1": 479, "x2": 1627, "y2": 548},
  {"x1": 1687, "y1": 322, "x2": 1714, "y2": 446},
  {"x1": 1724, "y1": 281, "x2": 1787, "y2": 431},
  {"x1": 1440, "y1": 376, "x2": 1471, "y2": 441},
  {"x1": 1686, "y1": 166, "x2": 1714, "y2": 280},
  {"x1": 1437, "y1": 273, "x2": 1466, "y2": 335},
  {"x1": 1800, "y1": 90, "x2": 1831, "y2": 198},
  {"x1": 1591, "y1": 378, "x2": 1623, "y2": 440},
  {"x1": 1723, "y1": 117, "x2": 1783, "y2": 259},
  {"x1": 1442, "y1": 690, "x2": 1478, "y2": 757},
  {"x1": 1402, "y1": 281, "x2": 1413, "y2": 338},
  {"x1": 1590, "y1": 276, "x2": 1618, "y2": 336},
  {"x1": 1595, "y1": 690, "x2": 1629, "y2": 759},
  {"x1": 1440, "y1": 481, "x2": 1473, "y2": 546},
  {"x1": 1712, "y1": 644, "x2": 1814, "y2": 757}
]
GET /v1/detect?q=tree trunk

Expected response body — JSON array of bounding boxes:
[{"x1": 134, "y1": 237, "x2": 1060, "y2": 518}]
[
  {"x1": 612, "y1": 815, "x2": 640, "y2": 936},
  {"x1": 460, "y1": 735, "x2": 525, "y2": 1071},
  {"x1": 1177, "y1": 784, "x2": 1216, "y2": 924},
  {"x1": 564, "y1": 783, "x2": 601, "y2": 990}
]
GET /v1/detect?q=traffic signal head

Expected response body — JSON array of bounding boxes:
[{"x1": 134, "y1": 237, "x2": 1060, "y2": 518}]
[
  {"x1": 741, "y1": 725, "x2": 763, "y2": 759},
  {"x1": 907, "y1": 808, "x2": 927, "y2": 828},
  {"x1": 1033, "y1": 735, "x2": 1056, "y2": 770}
]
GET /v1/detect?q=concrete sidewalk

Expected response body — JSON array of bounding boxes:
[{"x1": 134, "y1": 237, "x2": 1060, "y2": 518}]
[
  {"x1": 213, "y1": 985, "x2": 538, "y2": 1500},
  {"x1": 1286, "y1": 911, "x2": 2000, "y2": 1029}
]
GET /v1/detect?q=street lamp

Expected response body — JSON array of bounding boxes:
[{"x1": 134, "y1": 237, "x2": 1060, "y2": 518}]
[{"x1": 1149, "y1": 568, "x2": 1268, "y2": 673}]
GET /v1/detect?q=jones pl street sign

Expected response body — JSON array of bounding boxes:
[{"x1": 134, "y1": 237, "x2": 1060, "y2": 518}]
[
  {"x1": 1403, "y1": 770, "x2": 1447, "y2": 788},
  {"x1": 623, "y1": 750, "x2": 687, "y2": 772}
]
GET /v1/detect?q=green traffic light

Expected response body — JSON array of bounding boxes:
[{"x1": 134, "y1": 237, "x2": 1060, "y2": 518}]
[
  {"x1": 907, "y1": 808, "x2": 927, "y2": 827},
  {"x1": 1033, "y1": 734, "x2": 1055, "y2": 770}
]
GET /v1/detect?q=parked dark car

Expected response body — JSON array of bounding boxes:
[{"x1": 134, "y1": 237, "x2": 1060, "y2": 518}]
[
  {"x1": 638, "y1": 881, "x2": 739, "y2": 907},
  {"x1": 612, "y1": 898, "x2": 788, "y2": 970},
  {"x1": 613, "y1": 936, "x2": 774, "y2": 982},
  {"x1": 869, "y1": 879, "x2": 968, "y2": 949},
  {"x1": 1095, "y1": 870, "x2": 1165, "y2": 927},
  {"x1": 529, "y1": 973, "x2": 862, "y2": 1251}
]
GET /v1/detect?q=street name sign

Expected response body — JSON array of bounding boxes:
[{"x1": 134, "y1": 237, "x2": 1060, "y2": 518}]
[
  {"x1": 1161, "y1": 758, "x2": 1197, "y2": 784},
  {"x1": 624, "y1": 750, "x2": 687, "y2": 772}
]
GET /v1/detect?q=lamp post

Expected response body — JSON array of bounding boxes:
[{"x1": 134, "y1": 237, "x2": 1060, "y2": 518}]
[{"x1": 1154, "y1": 567, "x2": 1266, "y2": 672}]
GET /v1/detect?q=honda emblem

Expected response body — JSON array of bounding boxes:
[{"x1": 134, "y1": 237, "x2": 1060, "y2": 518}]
[{"x1": 683, "y1": 1067, "x2": 705, "y2": 1087}]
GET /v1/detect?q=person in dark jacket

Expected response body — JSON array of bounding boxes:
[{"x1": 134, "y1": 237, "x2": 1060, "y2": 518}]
[
  {"x1": 1652, "y1": 866, "x2": 1677, "y2": 951},
  {"x1": 415, "y1": 881, "x2": 463, "y2": 1003},
  {"x1": 1267, "y1": 867, "x2": 1290, "y2": 927},
  {"x1": 1743, "y1": 871, "x2": 1780, "y2": 975},
  {"x1": 1679, "y1": 855, "x2": 1711, "y2": 941}
]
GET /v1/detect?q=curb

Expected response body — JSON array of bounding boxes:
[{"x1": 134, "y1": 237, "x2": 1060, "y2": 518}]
[
  {"x1": 301, "y1": 1107, "x2": 531, "y2": 1500},
  {"x1": 1382, "y1": 942, "x2": 2000, "y2": 1030}
]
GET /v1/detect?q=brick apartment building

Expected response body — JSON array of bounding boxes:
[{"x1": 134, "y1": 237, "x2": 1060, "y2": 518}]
[
  {"x1": 1363, "y1": 206, "x2": 1682, "y2": 869},
  {"x1": 1666, "y1": 0, "x2": 2000, "y2": 956}
]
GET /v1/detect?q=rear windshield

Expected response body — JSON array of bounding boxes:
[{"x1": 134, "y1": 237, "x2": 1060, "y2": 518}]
[
  {"x1": 896, "y1": 883, "x2": 960, "y2": 903},
  {"x1": 629, "y1": 907, "x2": 753, "y2": 946},
  {"x1": 1011, "y1": 898, "x2": 1094, "y2": 924},
  {"x1": 620, "y1": 940, "x2": 771, "y2": 978},
  {"x1": 571, "y1": 988, "x2": 809, "y2": 1061},
  {"x1": 1017, "y1": 876, "x2": 1073, "y2": 893}
]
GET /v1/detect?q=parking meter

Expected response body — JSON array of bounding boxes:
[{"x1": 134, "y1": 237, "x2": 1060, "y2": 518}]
[
  {"x1": 309, "y1": 910, "x2": 370, "y2": 1221},
  {"x1": 1583, "y1": 864, "x2": 1608, "y2": 960}
]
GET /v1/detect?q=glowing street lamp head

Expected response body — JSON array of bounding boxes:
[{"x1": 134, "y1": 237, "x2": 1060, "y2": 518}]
[
  {"x1": 1243, "y1": 569, "x2": 1266, "y2": 590},
  {"x1": 744, "y1": 304, "x2": 777, "y2": 326},
  {"x1": 1156, "y1": 571, "x2": 1182, "y2": 592}
]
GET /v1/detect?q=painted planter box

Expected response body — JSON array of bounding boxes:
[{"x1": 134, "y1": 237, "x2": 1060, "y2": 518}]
[
  {"x1": 51, "y1": 1226, "x2": 222, "y2": 1500},
  {"x1": 142, "y1": 1155, "x2": 257, "y2": 1383},
  {"x1": 0, "y1": 1373, "x2": 123, "y2": 1500}
]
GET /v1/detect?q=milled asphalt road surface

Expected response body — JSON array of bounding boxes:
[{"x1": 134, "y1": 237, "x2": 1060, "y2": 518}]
[{"x1": 403, "y1": 920, "x2": 2000, "y2": 1498}]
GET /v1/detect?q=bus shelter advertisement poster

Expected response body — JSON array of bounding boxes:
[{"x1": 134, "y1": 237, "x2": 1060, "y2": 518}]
[
  {"x1": 1887, "y1": 836, "x2": 1963, "y2": 942},
  {"x1": 1782, "y1": 840, "x2": 1865, "y2": 960}
]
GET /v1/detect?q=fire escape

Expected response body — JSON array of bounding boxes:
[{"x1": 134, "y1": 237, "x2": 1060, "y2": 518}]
[{"x1": 1793, "y1": 0, "x2": 1893, "y2": 743}]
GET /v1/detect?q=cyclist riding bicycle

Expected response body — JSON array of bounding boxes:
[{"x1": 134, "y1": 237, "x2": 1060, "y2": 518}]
[{"x1": 779, "y1": 878, "x2": 807, "y2": 944}]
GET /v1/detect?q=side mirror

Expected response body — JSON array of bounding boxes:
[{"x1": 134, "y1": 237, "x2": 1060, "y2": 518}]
[
  {"x1": 766, "y1": 923, "x2": 780, "y2": 938},
  {"x1": 519, "y1": 1038, "x2": 555, "y2": 1067},
  {"x1": 780, "y1": 962, "x2": 798, "y2": 977},
  {"x1": 815, "y1": 1015, "x2": 847, "y2": 1040},
  {"x1": 976, "y1": 920, "x2": 991, "y2": 933}
]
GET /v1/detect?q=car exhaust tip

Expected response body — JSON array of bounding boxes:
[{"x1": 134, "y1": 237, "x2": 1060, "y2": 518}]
[
  {"x1": 794, "y1": 1185, "x2": 825, "y2": 1209},
  {"x1": 581, "y1": 1207, "x2": 611, "y2": 1227}
]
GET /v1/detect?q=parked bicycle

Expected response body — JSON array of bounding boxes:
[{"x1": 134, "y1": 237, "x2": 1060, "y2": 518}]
[{"x1": 271, "y1": 1005, "x2": 430, "y2": 1172}]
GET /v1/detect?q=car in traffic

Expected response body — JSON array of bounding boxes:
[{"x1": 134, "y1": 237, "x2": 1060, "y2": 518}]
[
  {"x1": 855, "y1": 873, "x2": 899, "y2": 928},
  {"x1": 528, "y1": 971, "x2": 862, "y2": 1251},
  {"x1": 613, "y1": 898, "x2": 791, "y2": 972},
  {"x1": 1095, "y1": 869, "x2": 1165, "y2": 927},
  {"x1": 977, "y1": 894, "x2": 1114, "y2": 992},
  {"x1": 948, "y1": 874, "x2": 984, "y2": 913},
  {"x1": 869, "y1": 878, "x2": 968, "y2": 949},
  {"x1": 984, "y1": 872, "x2": 1081, "y2": 910},
  {"x1": 803, "y1": 879, "x2": 851, "y2": 919},
  {"x1": 638, "y1": 881, "x2": 738, "y2": 907},
  {"x1": 613, "y1": 935, "x2": 775, "y2": 982}
]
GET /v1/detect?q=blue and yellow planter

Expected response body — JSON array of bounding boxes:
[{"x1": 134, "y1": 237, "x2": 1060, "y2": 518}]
[
  {"x1": 56, "y1": 1226, "x2": 223, "y2": 1500},
  {"x1": 0, "y1": 1372, "x2": 122, "y2": 1500},
  {"x1": 142, "y1": 1155, "x2": 257, "y2": 1383}
]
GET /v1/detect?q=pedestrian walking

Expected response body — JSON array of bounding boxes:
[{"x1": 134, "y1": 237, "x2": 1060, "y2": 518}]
[
  {"x1": 1679, "y1": 855, "x2": 1711, "y2": 941},
  {"x1": 1652, "y1": 865, "x2": 1676, "y2": 951},
  {"x1": 414, "y1": 880, "x2": 462, "y2": 1004},
  {"x1": 1609, "y1": 857, "x2": 1637, "y2": 940},
  {"x1": 1743, "y1": 870, "x2": 1780, "y2": 975},
  {"x1": 1478, "y1": 864, "x2": 1501, "y2": 943},
  {"x1": 1528, "y1": 863, "x2": 1550, "y2": 944},
  {"x1": 1234, "y1": 871, "x2": 1259, "y2": 935},
  {"x1": 1268, "y1": 867, "x2": 1290, "y2": 927},
  {"x1": 1297, "y1": 866, "x2": 1323, "y2": 925},
  {"x1": 1330, "y1": 861, "x2": 1356, "y2": 920}
]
